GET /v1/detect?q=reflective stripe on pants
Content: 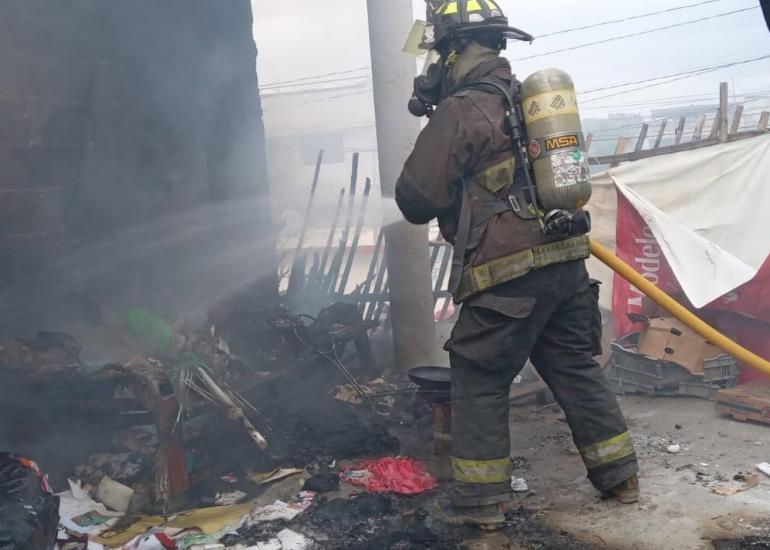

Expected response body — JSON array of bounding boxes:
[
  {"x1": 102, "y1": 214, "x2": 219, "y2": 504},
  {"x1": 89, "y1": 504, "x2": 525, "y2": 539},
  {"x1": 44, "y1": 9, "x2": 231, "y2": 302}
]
[
  {"x1": 452, "y1": 456, "x2": 511, "y2": 484},
  {"x1": 579, "y1": 431, "x2": 635, "y2": 469}
]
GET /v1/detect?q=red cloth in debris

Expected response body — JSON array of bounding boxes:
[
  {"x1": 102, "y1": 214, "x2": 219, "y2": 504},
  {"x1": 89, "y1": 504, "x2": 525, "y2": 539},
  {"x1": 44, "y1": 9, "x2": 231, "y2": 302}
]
[
  {"x1": 155, "y1": 533, "x2": 177, "y2": 549},
  {"x1": 344, "y1": 457, "x2": 437, "y2": 495}
]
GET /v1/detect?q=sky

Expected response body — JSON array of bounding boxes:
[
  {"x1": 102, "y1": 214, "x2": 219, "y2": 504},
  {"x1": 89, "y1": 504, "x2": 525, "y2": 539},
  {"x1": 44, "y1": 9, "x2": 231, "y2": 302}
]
[{"x1": 253, "y1": 0, "x2": 770, "y2": 120}]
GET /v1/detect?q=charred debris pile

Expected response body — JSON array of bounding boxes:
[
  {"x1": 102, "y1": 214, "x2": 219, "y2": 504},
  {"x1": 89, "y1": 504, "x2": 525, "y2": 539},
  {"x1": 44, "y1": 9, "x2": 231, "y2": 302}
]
[
  {"x1": 0, "y1": 295, "x2": 408, "y2": 508},
  {"x1": 0, "y1": 292, "x2": 599, "y2": 549}
]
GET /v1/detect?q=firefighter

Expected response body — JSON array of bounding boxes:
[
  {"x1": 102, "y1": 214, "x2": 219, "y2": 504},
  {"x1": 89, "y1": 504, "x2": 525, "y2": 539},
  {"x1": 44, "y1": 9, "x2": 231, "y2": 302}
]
[{"x1": 395, "y1": 0, "x2": 639, "y2": 529}]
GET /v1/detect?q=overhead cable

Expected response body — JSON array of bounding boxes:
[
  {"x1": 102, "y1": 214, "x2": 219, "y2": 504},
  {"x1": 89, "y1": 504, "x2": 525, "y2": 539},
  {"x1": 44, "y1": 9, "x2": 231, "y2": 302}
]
[
  {"x1": 517, "y1": 6, "x2": 759, "y2": 61},
  {"x1": 263, "y1": 88, "x2": 373, "y2": 111},
  {"x1": 580, "y1": 55, "x2": 770, "y2": 95},
  {"x1": 535, "y1": 0, "x2": 725, "y2": 38},
  {"x1": 581, "y1": 54, "x2": 770, "y2": 103},
  {"x1": 261, "y1": 74, "x2": 369, "y2": 91},
  {"x1": 260, "y1": 66, "x2": 370, "y2": 89}
]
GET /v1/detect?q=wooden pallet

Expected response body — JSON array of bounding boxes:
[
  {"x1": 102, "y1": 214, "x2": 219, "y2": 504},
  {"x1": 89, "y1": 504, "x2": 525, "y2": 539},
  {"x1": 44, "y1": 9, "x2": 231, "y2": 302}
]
[{"x1": 715, "y1": 383, "x2": 770, "y2": 425}]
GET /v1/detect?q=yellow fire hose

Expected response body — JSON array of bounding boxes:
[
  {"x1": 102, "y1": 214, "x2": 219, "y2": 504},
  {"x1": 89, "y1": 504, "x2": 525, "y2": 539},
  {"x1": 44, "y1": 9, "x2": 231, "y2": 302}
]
[{"x1": 590, "y1": 239, "x2": 770, "y2": 377}]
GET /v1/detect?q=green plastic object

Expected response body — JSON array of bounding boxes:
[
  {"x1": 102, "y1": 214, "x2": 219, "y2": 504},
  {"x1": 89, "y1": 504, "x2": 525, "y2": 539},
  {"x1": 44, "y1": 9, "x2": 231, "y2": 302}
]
[{"x1": 125, "y1": 308, "x2": 174, "y2": 354}]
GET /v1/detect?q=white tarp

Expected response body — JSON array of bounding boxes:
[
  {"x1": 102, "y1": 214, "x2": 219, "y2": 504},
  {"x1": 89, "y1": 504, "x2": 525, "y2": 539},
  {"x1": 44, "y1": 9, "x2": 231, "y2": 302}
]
[{"x1": 591, "y1": 133, "x2": 770, "y2": 308}]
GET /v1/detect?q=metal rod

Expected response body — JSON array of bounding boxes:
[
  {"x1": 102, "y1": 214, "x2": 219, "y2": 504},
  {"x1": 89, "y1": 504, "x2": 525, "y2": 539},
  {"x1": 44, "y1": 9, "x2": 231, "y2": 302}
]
[
  {"x1": 367, "y1": 250, "x2": 389, "y2": 322},
  {"x1": 730, "y1": 105, "x2": 744, "y2": 135},
  {"x1": 653, "y1": 119, "x2": 668, "y2": 148},
  {"x1": 429, "y1": 243, "x2": 440, "y2": 273},
  {"x1": 634, "y1": 124, "x2": 649, "y2": 153},
  {"x1": 295, "y1": 149, "x2": 324, "y2": 255},
  {"x1": 358, "y1": 230, "x2": 385, "y2": 316},
  {"x1": 315, "y1": 188, "x2": 346, "y2": 287},
  {"x1": 434, "y1": 243, "x2": 450, "y2": 296},
  {"x1": 286, "y1": 251, "x2": 307, "y2": 304},
  {"x1": 439, "y1": 283, "x2": 453, "y2": 321},
  {"x1": 719, "y1": 82, "x2": 729, "y2": 143},
  {"x1": 438, "y1": 246, "x2": 454, "y2": 320},
  {"x1": 325, "y1": 154, "x2": 359, "y2": 293},
  {"x1": 758, "y1": 112, "x2": 770, "y2": 132},
  {"x1": 692, "y1": 114, "x2": 706, "y2": 141},
  {"x1": 610, "y1": 136, "x2": 627, "y2": 167},
  {"x1": 307, "y1": 252, "x2": 321, "y2": 287},
  {"x1": 378, "y1": 279, "x2": 391, "y2": 329},
  {"x1": 614, "y1": 136, "x2": 627, "y2": 155},
  {"x1": 675, "y1": 115, "x2": 686, "y2": 145},
  {"x1": 338, "y1": 178, "x2": 372, "y2": 294},
  {"x1": 324, "y1": 242, "x2": 345, "y2": 295},
  {"x1": 339, "y1": 153, "x2": 359, "y2": 249}
]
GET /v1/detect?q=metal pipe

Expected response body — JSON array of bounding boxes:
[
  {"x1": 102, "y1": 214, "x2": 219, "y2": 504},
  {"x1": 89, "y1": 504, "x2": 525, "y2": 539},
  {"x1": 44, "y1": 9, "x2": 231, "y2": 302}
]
[
  {"x1": 360, "y1": 230, "x2": 384, "y2": 294},
  {"x1": 338, "y1": 178, "x2": 372, "y2": 294},
  {"x1": 590, "y1": 239, "x2": 770, "y2": 375},
  {"x1": 315, "y1": 188, "x2": 346, "y2": 287},
  {"x1": 367, "y1": 250, "x2": 389, "y2": 322},
  {"x1": 358, "y1": 230, "x2": 385, "y2": 317},
  {"x1": 295, "y1": 149, "x2": 324, "y2": 255},
  {"x1": 433, "y1": 243, "x2": 451, "y2": 303},
  {"x1": 325, "y1": 155, "x2": 359, "y2": 293}
]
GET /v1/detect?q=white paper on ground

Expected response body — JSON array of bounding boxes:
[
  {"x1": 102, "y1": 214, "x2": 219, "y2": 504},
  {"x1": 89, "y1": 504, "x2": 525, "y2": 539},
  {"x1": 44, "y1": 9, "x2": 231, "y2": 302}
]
[
  {"x1": 247, "y1": 501, "x2": 302, "y2": 524},
  {"x1": 246, "y1": 541, "x2": 282, "y2": 550},
  {"x1": 96, "y1": 475, "x2": 135, "y2": 513},
  {"x1": 58, "y1": 479, "x2": 123, "y2": 535},
  {"x1": 276, "y1": 529, "x2": 310, "y2": 550}
]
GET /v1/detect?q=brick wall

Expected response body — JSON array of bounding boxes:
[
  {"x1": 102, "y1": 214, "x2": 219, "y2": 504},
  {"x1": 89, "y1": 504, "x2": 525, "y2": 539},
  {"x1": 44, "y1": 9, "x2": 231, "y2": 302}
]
[{"x1": 0, "y1": 0, "x2": 273, "y2": 331}]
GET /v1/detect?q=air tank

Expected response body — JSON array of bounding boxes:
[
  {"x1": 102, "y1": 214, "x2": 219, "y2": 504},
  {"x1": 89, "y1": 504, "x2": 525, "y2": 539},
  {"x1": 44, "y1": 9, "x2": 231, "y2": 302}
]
[{"x1": 520, "y1": 68, "x2": 592, "y2": 211}]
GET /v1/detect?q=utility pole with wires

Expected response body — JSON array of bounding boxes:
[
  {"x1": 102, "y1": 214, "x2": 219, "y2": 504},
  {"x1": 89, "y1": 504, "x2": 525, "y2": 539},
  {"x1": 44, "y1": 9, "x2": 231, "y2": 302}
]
[{"x1": 366, "y1": 0, "x2": 439, "y2": 371}]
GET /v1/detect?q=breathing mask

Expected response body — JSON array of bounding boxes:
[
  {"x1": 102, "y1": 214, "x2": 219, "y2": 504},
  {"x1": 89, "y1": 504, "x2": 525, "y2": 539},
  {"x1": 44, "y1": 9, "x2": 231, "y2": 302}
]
[
  {"x1": 408, "y1": 57, "x2": 445, "y2": 118},
  {"x1": 403, "y1": 21, "x2": 449, "y2": 118}
]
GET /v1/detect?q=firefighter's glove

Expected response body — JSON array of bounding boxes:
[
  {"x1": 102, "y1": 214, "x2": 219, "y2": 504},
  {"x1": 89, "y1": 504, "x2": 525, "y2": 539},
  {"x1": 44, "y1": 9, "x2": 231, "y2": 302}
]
[{"x1": 543, "y1": 210, "x2": 591, "y2": 236}]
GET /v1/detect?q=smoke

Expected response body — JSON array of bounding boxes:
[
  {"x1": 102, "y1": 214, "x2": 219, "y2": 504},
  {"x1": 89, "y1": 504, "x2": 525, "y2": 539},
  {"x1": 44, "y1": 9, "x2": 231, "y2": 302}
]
[
  {"x1": 0, "y1": 197, "x2": 279, "y2": 340},
  {"x1": 379, "y1": 197, "x2": 408, "y2": 227}
]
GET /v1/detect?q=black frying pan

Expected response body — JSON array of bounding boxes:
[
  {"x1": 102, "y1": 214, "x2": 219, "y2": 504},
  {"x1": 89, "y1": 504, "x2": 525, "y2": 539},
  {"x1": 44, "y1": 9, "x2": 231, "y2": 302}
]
[{"x1": 408, "y1": 365, "x2": 451, "y2": 392}]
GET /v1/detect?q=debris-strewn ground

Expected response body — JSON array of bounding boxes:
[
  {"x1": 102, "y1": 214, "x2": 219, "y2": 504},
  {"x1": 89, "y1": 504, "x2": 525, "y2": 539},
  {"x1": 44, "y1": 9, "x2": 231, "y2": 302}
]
[
  {"x1": 504, "y1": 395, "x2": 770, "y2": 550},
  {"x1": 221, "y1": 484, "x2": 596, "y2": 550},
  {"x1": 5, "y1": 305, "x2": 770, "y2": 549}
]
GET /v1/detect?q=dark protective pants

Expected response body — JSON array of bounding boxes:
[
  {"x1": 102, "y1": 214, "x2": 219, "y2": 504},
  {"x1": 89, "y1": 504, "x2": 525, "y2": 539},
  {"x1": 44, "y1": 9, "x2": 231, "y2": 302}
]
[{"x1": 444, "y1": 260, "x2": 638, "y2": 507}]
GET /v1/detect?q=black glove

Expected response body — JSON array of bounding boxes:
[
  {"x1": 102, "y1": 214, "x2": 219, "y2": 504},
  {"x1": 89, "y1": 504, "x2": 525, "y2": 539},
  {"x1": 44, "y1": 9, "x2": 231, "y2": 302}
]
[{"x1": 543, "y1": 210, "x2": 591, "y2": 236}]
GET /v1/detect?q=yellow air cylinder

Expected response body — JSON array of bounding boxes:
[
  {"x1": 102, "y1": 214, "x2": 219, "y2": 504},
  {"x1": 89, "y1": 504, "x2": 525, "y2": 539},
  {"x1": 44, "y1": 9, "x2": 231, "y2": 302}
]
[{"x1": 521, "y1": 68, "x2": 592, "y2": 211}]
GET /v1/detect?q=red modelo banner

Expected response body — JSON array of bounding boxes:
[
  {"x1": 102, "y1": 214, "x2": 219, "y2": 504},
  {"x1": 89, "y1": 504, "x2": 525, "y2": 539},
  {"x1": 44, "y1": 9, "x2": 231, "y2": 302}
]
[{"x1": 611, "y1": 191, "x2": 770, "y2": 383}]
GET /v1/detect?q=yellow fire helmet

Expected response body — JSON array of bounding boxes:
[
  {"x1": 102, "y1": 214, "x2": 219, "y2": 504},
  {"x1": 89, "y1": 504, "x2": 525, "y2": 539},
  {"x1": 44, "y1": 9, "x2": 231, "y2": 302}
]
[{"x1": 422, "y1": 0, "x2": 533, "y2": 53}]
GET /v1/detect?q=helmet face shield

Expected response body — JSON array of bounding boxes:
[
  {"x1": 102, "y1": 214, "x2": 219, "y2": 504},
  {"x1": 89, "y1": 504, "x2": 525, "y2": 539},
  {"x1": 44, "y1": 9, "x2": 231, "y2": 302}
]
[{"x1": 402, "y1": 20, "x2": 430, "y2": 56}]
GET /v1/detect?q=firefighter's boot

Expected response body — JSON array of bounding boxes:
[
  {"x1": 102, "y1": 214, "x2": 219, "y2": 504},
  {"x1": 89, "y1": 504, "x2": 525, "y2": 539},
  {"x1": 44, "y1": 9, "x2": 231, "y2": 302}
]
[
  {"x1": 448, "y1": 503, "x2": 506, "y2": 531},
  {"x1": 606, "y1": 474, "x2": 640, "y2": 504}
]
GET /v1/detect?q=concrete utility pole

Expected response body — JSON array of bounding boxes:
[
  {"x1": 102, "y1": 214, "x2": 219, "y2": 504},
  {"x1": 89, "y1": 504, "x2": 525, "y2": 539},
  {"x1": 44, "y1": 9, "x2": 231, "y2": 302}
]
[{"x1": 366, "y1": 0, "x2": 438, "y2": 370}]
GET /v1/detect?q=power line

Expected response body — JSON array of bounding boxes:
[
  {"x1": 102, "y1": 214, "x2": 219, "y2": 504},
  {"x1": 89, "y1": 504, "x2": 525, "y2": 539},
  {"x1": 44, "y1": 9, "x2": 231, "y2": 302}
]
[
  {"x1": 517, "y1": 6, "x2": 759, "y2": 61},
  {"x1": 259, "y1": 3, "x2": 751, "y2": 88},
  {"x1": 583, "y1": 91, "x2": 770, "y2": 112},
  {"x1": 536, "y1": 0, "x2": 725, "y2": 38},
  {"x1": 581, "y1": 54, "x2": 770, "y2": 103},
  {"x1": 261, "y1": 74, "x2": 369, "y2": 91},
  {"x1": 581, "y1": 92, "x2": 728, "y2": 111},
  {"x1": 580, "y1": 55, "x2": 770, "y2": 95},
  {"x1": 264, "y1": 88, "x2": 373, "y2": 111},
  {"x1": 260, "y1": 66, "x2": 370, "y2": 89},
  {"x1": 580, "y1": 87, "x2": 770, "y2": 111}
]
